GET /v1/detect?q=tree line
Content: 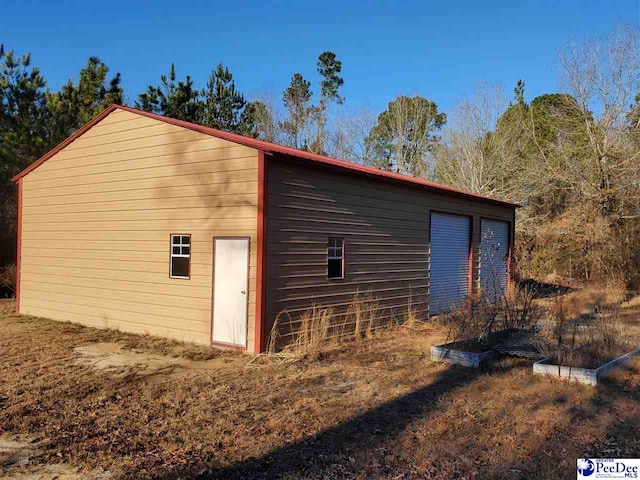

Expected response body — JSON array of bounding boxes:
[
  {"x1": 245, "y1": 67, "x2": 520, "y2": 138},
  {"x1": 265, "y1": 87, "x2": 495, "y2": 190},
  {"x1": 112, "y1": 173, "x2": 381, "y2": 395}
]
[{"x1": 2, "y1": 24, "x2": 640, "y2": 287}]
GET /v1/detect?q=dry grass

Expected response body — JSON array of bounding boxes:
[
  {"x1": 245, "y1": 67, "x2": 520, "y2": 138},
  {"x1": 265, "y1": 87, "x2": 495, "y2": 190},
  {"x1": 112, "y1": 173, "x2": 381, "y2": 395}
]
[
  {"x1": 268, "y1": 303, "x2": 335, "y2": 356},
  {"x1": 267, "y1": 290, "x2": 422, "y2": 356},
  {"x1": 536, "y1": 280, "x2": 627, "y2": 316},
  {"x1": 537, "y1": 282, "x2": 640, "y2": 369},
  {"x1": 0, "y1": 295, "x2": 639, "y2": 479},
  {"x1": 0, "y1": 298, "x2": 15, "y2": 316},
  {"x1": 346, "y1": 290, "x2": 381, "y2": 339}
]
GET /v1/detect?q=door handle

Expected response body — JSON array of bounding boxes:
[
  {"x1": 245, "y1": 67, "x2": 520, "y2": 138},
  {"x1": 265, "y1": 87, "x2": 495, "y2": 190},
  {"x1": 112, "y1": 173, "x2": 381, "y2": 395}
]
[{"x1": 241, "y1": 290, "x2": 246, "y2": 294}]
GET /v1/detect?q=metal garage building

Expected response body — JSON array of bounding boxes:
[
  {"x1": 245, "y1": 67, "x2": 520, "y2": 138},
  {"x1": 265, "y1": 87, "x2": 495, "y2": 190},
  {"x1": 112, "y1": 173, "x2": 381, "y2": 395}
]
[{"x1": 12, "y1": 105, "x2": 517, "y2": 353}]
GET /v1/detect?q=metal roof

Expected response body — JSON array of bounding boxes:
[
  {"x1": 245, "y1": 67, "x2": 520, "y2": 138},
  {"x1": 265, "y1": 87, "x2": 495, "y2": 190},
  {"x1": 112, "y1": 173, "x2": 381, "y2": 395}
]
[{"x1": 12, "y1": 104, "x2": 518, "y2": 208}]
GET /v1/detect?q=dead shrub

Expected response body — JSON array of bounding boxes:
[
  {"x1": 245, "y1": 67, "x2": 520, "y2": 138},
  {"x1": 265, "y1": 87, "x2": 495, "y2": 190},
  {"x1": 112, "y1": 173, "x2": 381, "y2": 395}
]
[
  {"x1": 440, "y1": 282, "x2": 542, "y2": 348},
  {"x1": 539, "y1": 296, "x2": 580, "y2": 368},
  {"x1": 518, "y1": 205, "x2": 640, "y2": 289},
  {"x1": 498, "y1": 282, "x2": 542, "y2": 332},
  {"x1": 0, "y1": 263, "x2": 16, "y2": 295},
  {"x1": 439, "y1": 298, "x2": 483, "y2": 345},
  {"x1": 591, "y1": 305, "x2": 626, "y2": 356}
]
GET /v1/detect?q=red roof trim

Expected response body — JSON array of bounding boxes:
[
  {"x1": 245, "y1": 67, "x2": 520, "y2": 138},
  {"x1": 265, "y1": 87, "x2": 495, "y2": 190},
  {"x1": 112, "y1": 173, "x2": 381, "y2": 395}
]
[
  {"x1": 10, "y1": 104, "x2": 120, "y2": 182},
  {"x1": 11, "y1": 104, "x2": 518, "y2": 208}
]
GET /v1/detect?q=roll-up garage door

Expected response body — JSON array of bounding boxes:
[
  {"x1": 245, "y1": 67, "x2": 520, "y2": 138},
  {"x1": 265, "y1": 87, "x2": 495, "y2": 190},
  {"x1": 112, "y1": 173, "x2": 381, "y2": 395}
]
[
  {"x1": 429, "y1": 213, "x2": 471, "y2": 315},
  {"x1": 480, "y1": 219, "x2": 510, "y2": 300}
]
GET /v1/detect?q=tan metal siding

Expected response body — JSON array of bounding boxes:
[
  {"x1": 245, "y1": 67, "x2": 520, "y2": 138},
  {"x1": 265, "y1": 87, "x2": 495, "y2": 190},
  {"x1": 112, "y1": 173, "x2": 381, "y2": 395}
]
[
  {"x1": 19, "y1": 108, "x2": 259, "y2": 349},
  {"x1": 265, "y1": 155, "x2": 514, "y2": 347}
]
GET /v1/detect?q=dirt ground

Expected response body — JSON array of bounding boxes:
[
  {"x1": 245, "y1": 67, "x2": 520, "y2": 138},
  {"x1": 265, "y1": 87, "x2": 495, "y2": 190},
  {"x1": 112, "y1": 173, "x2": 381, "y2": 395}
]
[{"x1": 1, "y1": 291, "x2": 639, "y2": 480}]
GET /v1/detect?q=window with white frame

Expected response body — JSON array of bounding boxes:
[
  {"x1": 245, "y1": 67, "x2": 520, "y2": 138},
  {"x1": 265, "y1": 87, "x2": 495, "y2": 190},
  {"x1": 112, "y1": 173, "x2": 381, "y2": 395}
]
[
  {"x1": 170, "y1": 235, "x2": 191, "y2": 279},
  {"x1": 327, "y1": 237, "x2": 345, "y2": 280}
]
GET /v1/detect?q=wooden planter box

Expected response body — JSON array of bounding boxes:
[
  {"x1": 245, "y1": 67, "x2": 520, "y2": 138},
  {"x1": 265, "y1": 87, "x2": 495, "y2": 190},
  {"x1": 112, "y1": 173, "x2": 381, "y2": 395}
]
[
  {"x1": 533, "y1": 346, "x2": 640, "y2": 386},
  {"x1": 430, "y1": 341, "x2": 498, "y2": 368}
]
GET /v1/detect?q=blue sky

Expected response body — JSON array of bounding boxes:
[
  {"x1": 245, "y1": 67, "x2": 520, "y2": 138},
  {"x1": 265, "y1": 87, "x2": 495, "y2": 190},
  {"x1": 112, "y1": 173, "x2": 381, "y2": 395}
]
[{"x1": 2, "y1": 0, "x2": 638, "y2": 115}]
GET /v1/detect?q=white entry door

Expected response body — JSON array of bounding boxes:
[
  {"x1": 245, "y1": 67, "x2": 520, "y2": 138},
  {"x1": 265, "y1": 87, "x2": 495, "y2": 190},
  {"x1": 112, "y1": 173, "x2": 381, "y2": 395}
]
[{"x1": 212, "y1": 238, "x2": 249, "y2": 347}]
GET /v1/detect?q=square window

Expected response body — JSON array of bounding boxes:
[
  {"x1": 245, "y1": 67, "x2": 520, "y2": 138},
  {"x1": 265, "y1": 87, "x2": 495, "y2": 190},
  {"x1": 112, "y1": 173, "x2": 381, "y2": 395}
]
[{"x1": 170, "y1": 234, "x2": 190, "y2": 279}]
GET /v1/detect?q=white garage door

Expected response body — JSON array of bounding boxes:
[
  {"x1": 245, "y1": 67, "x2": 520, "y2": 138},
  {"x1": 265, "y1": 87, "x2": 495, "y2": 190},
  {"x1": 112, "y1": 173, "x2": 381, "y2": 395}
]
[
  {"x1": 429, "y1": 213, "x2": 471, "y2": 315},
  {"x1": 480, "y1": 219, "x2": 510, "y2": 300}
]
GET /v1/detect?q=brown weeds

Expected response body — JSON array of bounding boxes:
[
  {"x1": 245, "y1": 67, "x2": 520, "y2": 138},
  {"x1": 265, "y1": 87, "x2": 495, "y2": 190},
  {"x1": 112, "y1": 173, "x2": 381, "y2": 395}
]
[
  {"x1": 267, "y1": 290, "x2": 421, "y2": 355},
  {"x1": 0, "y1": 300, "x2": 639, "y2": 479},
  {"x1": 538, "y1": 283, "x2": 638, "y2": 369}
]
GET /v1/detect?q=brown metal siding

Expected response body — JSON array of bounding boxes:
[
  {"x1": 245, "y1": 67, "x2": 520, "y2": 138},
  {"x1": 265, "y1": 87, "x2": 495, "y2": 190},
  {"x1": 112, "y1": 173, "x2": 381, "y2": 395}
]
[{"x1": 265, "y1": 155, "x2": 514, "y2": 347}]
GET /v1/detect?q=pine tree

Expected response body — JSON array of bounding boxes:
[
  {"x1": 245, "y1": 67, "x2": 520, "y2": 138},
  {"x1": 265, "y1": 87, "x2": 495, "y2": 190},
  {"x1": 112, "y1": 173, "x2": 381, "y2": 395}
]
[
  {"x1": 135, "y1": 64, "x2": 202, "y2": 122},
  {"x1": 311, "y1": 51, "x2": 344, "y2": 154},
  {"x1": 0, "y1": 46, "x2": 50, "y2": 180},
  {"x1": 514, "y1": 79, "x2": 525, "y2": 105},
  {"x1": 0, "y1": 46, "x2": 50, "y2": 238},
  {"x1": 280, "y1": 73, "x2": 313, "y2": 149},
  {"x1": 203, "y1": 63, "x2": 246, "y2": 131},
  {"x1": 246, "y1": 100, "x2": 276, "y2": 141},
  {"x1": 278, "y1": 51, "x2": 344, "y2": 152},
  {"x1": 236, "y1": 100, "x2": 262, "y2": 138},
  {"x1": 46, "y1": 56, "x2": 123, "y2": 142}
]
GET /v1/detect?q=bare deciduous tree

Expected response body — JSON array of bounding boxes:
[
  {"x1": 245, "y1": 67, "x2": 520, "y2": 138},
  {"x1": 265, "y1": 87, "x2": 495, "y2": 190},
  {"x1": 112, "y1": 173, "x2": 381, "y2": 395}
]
[
  {"x1": 559, "y1": 24, "x2": 640, "y2": 215},
  {"x1": 325, "y1": 107, "x2": 377, "y2": 163},
  {"x1": 433, "y1": 83, "x2": 522, "y2": 199}
]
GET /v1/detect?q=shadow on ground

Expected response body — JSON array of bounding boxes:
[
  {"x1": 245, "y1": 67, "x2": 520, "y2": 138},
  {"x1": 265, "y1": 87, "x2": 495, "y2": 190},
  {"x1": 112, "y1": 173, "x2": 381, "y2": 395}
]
[
  {"x1": 489, "y1": 363, "x2": 640, "y2": 479},
  {"x1": 159, "y1": 363, "x2": 492, "y2": 479},
  {"x1": 520, "y1": 279, "x2": 574, "y2": 299}
]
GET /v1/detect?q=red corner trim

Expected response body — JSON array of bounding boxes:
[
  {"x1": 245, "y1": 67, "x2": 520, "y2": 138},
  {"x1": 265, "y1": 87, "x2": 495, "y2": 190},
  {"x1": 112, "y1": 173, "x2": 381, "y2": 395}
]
[
  {"x1": 255, "y1": 150, "x2": 267, "y2": 353},
  {"x1": 11, "y1": 104, "x2": 519, "y2": 208},
  {"x1": 508, "y1": 209, "x2": 516, "y2": 290},
  {"x1": 15, "y1": 179, "x2": 22, "y2": 313},
  {"x1": 468, "y1": 216, "x2": 474, "y2": 302}
]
